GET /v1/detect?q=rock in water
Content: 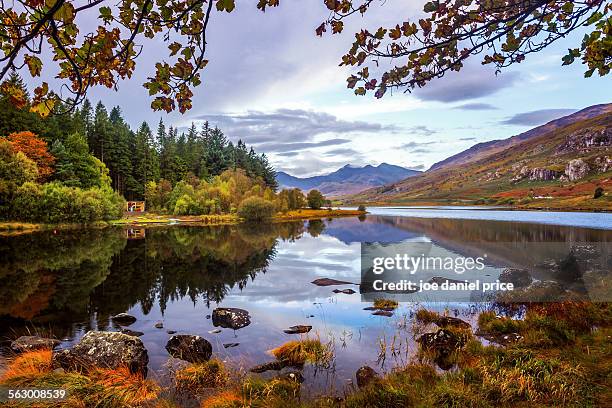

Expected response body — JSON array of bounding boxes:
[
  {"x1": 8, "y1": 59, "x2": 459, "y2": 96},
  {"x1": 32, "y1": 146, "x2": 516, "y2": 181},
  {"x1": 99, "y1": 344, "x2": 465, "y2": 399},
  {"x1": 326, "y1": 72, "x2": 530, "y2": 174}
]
[
  {"x1": 154, "y1": 322, "x2": 163, "y2": 329},
  {"x1": 356, "y1": 366, "x2": 379, "y2": 388},
  {"x1": 372, "y1": 310, "x2": 393, "y2": 317},
  {"x1": 332, "y1": 288, "x2": 356, "y2": 294},
  {"x1": 283, "y1": 325, "x2": 312, "y2": 334},
  {"x1": 111, "y1": 313, "x2": 137, "y2": 326},
  {"x1": 212, "y1": 308, "x2": 251, "y2": 330},
  {"x1": 432, "y1": 316, "x2": 471, "y2": 329},
  {"x1": 120, "y1": 329, "x2": 144, "y2": 337},
  {"x1": 311, "y1": 278, "x2": 355, "y2": 286},
  {"x1": 11, "y1": 336, "x2": 60, "y2": 353},
  {"x1": 165, "y1": 335, "x2": 212, "y2": 363},
  {"x1": 223, "y1": 343, "x2": 240, "y2": 348},
  {"x1": 52, "y1": 331, "x2": 148, "y2": 375},
  {"x1": 499, "y1": 268, "x2": 533, "y2": 288},
  {"x1": 250, "y1": 361, "x2": 287, "y2": 373}
]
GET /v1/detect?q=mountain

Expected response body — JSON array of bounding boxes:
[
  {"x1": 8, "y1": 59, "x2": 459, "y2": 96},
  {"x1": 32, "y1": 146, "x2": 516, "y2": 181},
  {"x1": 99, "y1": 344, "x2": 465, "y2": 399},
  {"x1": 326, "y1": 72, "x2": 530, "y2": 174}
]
[
  {"x1": 429, "y1": 104, "x2": 612, "y2": 171},
  {"x1": 348, "y1": 104, "x2": 612, "y2": 210},
  {"x1": 277, "y1": 163, "x2": 420, "y2": 197}
]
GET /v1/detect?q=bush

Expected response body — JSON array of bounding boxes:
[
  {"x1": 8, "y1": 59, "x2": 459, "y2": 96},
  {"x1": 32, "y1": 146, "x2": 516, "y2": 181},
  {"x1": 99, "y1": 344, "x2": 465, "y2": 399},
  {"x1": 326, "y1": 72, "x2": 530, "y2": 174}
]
[
  {"x1": 358, "y1": 204, "x2": 366, "y2": 212},
  {"x1": 594, "y1": 186, "x2": 604, "y2": 199},
  {"x1": 237, "y1": 196, "x2": 275, "y2": 222}
]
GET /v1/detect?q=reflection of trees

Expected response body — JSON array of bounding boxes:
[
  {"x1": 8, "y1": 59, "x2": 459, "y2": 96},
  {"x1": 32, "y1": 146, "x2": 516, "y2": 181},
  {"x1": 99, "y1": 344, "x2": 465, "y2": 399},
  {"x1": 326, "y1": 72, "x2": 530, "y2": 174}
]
[
  {"x1": 1, "y1": 223, "x2": 306, "y2": 331},
  {"x1": 0, "y1": 229, "x2": 126, "y2": 320},
  {"x1": 91, "y1": 223, "x2": 306, "y2": 315}
]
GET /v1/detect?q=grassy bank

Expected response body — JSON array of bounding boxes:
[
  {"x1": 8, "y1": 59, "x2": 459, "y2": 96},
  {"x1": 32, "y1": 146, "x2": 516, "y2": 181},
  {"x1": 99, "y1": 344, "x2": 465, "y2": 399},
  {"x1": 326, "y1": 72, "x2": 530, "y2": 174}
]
[
  {"x1": 2, "y1": 302, "x2": 609, "y2": 407},
  {"x1": 0, "y1": 208, "x2": 367, "y2": 235}
]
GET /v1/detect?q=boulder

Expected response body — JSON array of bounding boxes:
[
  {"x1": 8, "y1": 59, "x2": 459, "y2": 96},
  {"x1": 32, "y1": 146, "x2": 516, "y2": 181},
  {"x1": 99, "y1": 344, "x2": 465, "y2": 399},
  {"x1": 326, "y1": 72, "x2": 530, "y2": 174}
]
[
  {"x1": 154, "y1": 322, "x2": 163, "y2": 329},
  {"x1": 283, "y1": 325, "x2": 312, "y2": 335},
  {"x1": 372, "y1": 310, "x2": 393, "y2": 317},
  {"x1": 120, "y1": 329, "x2": 144, "y2": 337},
  {"x1": 499, "y1": 268, "x2": 533, "y2": 288},
  {"x1": 212, "y1": 308, "x2": 251, "y2": 330},
  {"x1": 565, "y1": 159, "x2": 590, "y2": 181},
  {"x1": 417, "y1": 329, "x2": 467, "y2": 355},
  {"x1": 111, "y1": 313, "x2": 137, "y2": 326},
  {"x1": 250, "y1": 360, "x2": 287, "y2": 373},
  {"x1": 432, "y1": 316, "x2": 471, "y2": 329},
  {"x1": 165, "y1": 335, "x2": 212, "y2": 363},
  {"x1": 11, "y1": 336, "x2": 60, "y2": 353},
  {"x1": 52, "y1": 331, "x2": 148, "y2": 375},
  {"x1": 356, "y1": 366, "x2": 379, "y2": 388}
]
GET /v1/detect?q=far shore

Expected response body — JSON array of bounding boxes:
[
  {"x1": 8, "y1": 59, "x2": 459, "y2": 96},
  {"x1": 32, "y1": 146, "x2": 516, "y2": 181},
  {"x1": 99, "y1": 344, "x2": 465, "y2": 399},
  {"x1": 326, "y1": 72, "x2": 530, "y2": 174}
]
[{"x1": 0, "y1": 208, "x2": 366, "y2": 236}]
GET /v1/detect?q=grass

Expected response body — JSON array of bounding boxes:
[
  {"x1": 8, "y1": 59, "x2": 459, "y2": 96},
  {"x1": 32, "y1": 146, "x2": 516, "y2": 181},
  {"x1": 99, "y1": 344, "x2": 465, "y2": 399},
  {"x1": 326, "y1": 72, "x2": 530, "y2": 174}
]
[
  {"x1": 373, "y1": 299, "x2": 399, "y2": 309},
  {"x1": 270, "y1": 338, "x2": 333, "y2": 366},
  {"x1": 274, "y1": 208, "x2": 366, "y2": 221},
  {"x1": 477, "y1": 311, "x2": 524, "y2": 334},
  {"x1": 174, "y1": 359, "x2": 228, "y2": 392}
]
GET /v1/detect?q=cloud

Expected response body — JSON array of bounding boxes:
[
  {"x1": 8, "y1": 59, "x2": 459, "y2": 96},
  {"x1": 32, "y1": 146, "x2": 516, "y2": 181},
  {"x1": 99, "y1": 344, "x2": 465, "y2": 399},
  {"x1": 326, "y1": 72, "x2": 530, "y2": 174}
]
[
  {"x1": 191, "y1": 109, "x2": 396, "y2": 145},
  {"x1": 416, "y1": 70, "x2": 520, "y2": 102},
  {"x1": 322, "y1": 148, "x2": 363, "y2": 157},
  {"x1": 400, "y1": 141, "x2": 437, "y2": 149},
  {"x1": 277, "y1": 151, "x2": 300, "y2": 157},
  {"x1": 454, "y1": 103, "x2": 498, "y2": 111},
  {"x1": 500, "y1": 108, "x2": 577, "y2": 126},
  {"x1": 406, "y1": 126, "x2": 437, "y2": 136},
  {"x1": 256, "y1": 138, "x2": 351, "y2": 153},
  {"x1": 408, "y1": 164, "x2": 426, "y2": 171},
  {"x1": 458, "y1": 137, "x2": 477, "y2": 141}
]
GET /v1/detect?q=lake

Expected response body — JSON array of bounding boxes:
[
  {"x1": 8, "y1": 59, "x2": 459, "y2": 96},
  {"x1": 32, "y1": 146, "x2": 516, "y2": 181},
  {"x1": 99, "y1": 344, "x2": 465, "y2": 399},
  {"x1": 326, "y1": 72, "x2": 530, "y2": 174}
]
[{"x1": 1, "y1": 207, "x2": 611, "y2": 397}]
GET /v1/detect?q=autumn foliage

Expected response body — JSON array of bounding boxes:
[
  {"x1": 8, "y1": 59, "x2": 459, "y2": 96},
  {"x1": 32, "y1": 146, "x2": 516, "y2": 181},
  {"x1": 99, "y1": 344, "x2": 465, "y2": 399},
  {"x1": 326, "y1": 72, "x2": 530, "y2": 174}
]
[{"x1": 8, "y1": 131, "x2": 55, "y2": 180}]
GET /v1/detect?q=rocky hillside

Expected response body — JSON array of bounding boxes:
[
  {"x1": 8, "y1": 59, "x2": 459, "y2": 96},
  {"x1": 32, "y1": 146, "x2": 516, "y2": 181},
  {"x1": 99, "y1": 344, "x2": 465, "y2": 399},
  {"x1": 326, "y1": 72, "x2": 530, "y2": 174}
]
[
  {"x1": 277, "y1": 163, "x2": 420, "y2": 197},
  {"x1": 429, "y1": 104, "x2": 612, "y2": 171},
  {"x1": 349, "y1": 108, "x2": 612, "y2": 210}
]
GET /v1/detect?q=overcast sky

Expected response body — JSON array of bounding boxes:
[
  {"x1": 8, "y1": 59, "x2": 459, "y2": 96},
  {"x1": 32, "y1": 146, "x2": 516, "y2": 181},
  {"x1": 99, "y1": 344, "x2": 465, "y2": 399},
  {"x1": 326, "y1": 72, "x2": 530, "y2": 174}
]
[{"x1": 48, "y1": 0, "x2": 611, "y2": 176}]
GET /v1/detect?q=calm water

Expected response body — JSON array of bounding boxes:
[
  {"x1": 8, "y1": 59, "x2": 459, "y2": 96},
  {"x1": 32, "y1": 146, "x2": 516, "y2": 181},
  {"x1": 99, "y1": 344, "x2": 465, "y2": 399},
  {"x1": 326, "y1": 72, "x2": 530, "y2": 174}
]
[{"x1": 1, "y1": 208, "x2": 611, "y2": 395}]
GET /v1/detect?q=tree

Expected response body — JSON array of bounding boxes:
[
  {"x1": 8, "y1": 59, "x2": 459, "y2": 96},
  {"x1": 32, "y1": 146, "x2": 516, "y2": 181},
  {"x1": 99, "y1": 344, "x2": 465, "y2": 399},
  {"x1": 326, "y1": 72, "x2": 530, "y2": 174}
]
[
  {"x1": 307, "y1": 189, "x2": 325, "y2": 210},
  {"x1": 7, "y1": 131, "x2": 55, "y2": 180},
  {"x1": 0, "y1": 1, "x2": 607, "y2": 115},
  {"x1": 325, "y1": 0, "x2": 610, "y2": 98},
  {"x1": 238, "y1": 196, "x2": 275, "y2": 222}
]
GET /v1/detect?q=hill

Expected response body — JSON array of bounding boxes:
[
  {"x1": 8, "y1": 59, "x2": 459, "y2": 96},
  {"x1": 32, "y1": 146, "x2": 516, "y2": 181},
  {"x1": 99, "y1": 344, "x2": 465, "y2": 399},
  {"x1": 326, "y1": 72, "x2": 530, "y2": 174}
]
[
  {"x1": 348, "y1": 106, "x2": 612, "y2": 210},
  {"x1": 429, "y1": 104, "x2": 612, "y2": 171},
  {"x1": 277, "y1": 163, "x2": 420, "y2": 197}
]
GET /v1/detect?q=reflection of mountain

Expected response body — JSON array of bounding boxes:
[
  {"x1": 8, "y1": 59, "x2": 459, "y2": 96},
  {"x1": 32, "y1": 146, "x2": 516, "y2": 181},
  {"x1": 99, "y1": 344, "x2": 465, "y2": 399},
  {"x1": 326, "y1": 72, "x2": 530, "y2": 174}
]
[{"x1": 322, "y1": 216, "x2": 422, "y2": 244}]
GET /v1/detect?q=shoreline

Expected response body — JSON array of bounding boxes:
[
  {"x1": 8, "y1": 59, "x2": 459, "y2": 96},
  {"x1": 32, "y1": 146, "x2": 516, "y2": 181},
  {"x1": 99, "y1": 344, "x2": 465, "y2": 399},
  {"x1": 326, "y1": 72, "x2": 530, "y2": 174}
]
[
  {"x1": 342, "y1": 201, "x2": 612, "y2": 213},
  {"x1": 0, "y1": 209, "x2": 367, "y2": 235}
]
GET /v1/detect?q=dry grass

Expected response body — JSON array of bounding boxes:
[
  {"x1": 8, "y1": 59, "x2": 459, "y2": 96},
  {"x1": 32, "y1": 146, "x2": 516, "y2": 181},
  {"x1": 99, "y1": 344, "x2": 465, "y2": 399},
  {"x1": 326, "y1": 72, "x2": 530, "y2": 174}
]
[
  {"x1": 373, "y1": 299, "x2": 399, "y2": 309},
  {"x1": 175, "y1": 359, "x2": 228, "y2": 392},
  {"x1": 275, "y1": 208, "x2": 365, "y2": 221},
  {"x1": 270, "y1": 339, "x2": 332, "y2": 366},
  {"x1": 201, "y1": 391, "x2": 242, "y2": 408},
  {"x1": 0, "y1": 349, "x2": 53, "y2": 384}
]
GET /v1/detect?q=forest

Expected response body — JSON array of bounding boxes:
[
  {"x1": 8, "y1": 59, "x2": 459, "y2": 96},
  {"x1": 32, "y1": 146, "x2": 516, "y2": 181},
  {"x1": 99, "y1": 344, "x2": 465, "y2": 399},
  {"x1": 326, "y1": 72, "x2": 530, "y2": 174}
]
[{"x1": 0, "y1": 72, "x2": 315, "y2": 223}]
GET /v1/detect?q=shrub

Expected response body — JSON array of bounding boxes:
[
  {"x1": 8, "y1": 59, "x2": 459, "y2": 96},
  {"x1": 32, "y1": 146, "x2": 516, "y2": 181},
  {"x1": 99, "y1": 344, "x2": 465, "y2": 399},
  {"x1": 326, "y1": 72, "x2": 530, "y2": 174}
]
[
  {"x1": 594, "y1": 186, "x2": 604, "y2": 199},
  {"x1": 237, "y1": 196, "x2": 275, "y2": 222}
]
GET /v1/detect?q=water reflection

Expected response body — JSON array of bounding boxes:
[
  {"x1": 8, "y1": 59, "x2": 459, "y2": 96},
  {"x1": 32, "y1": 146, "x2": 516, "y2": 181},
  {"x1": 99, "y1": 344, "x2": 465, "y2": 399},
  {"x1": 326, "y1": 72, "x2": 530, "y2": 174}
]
[{"x1": 0, "y1": 214, "x2": 610, "y2": 390}]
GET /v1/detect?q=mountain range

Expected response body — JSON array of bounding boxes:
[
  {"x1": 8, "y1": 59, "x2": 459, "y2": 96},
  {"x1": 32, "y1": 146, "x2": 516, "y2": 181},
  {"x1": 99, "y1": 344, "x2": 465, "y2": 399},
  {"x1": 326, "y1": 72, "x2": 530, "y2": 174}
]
[
  {"x1": 347, "y1": 103, "x2": 612, "y2": 210},
  {"x1": 277, "y1": 163, "x2": 420, "y2": 197}
]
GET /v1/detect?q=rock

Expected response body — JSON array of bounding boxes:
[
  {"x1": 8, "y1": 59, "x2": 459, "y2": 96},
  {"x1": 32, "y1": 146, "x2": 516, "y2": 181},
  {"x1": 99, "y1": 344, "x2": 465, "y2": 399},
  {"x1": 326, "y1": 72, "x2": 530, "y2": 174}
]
[
  {"x1": 120, "y1": 329, "x2": 144, "y2": 337},
  {"x1": 477, "y1": 331, "x2": 523, "y2": 346},
  {"x1": 205, "y1": 315, "x2": 211, "y2": 319},
  {"x1": 223, "y1": 343, "x2": 240, "y2": 348},
  {"x1": 212, "y1": 308, "x2": 251, "y2": 330},
  {"x1": 52, "y1": 331, "x2": 148, "y2": 375},
  {"x1": 250, "y1": 360, "x2": 287, "y2": 373},
  {"x1": 355, "y1": 366, "x2": 379, "y2": 388},
  {"x1": 154, "y1": 322, "x2": 163, "y2": 329},
  {"x1": 279, "y1": 370, "x2": 304, "y2": 383},
  {"x1": 512, "y1": 166, "x2": 561, "y2": 182},
  {"x1": 311, "y1": 278, "x2": 355, "y2": 286},
  {"x1": 594, "y1": 156, "x2": 612, "y2": 173},
  {"x1": 499, "y1": 268, "x2": 533, "y2": 288},
  {"x1": 428, "y1": 276, "x2": 466, "y2": 285},
  {"x1": 283, "y1": 325, "x2": 312, "y2": 334},
  {"x1": 557, "y1": 127, "x2": 611, "y2": 154},
  {"x1": 165, "y1": 335, "x2": 212, "y2": 363},
  {"x1": 417, "y1": 329, "x2": 467, "y2": 355},
  {"x1": 208, "y1": 329, "x2": 222, "y2": 334},
  {"x1": 372, "y1": 310, "x2": 393, "y2": 317},
  {"x1": 363, "y1": 307, "x2": 377, "y2": 311},
  {"x1": 565, "y1": 159, "x2": 590, "y2": 181},
  {"x1": 112, "y1": 313, "x2": 137, "y2": 326},
  {"x1": 332, "y1": 288, "x2": 356, "y2": 294},
  {"x1": 166, "y1": 330, "x2": 177, "y2": 335},
  {"x1": 11, "y1": 336, "x2": 60, "y2": 353}
]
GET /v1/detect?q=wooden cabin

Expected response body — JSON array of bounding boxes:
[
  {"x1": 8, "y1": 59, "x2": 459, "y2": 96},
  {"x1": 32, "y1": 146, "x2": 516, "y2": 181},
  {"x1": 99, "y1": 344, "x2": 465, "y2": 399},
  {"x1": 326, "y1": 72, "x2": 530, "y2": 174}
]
[{"x1": 126, "y1": 201, "x2": 145, "y2": 213}]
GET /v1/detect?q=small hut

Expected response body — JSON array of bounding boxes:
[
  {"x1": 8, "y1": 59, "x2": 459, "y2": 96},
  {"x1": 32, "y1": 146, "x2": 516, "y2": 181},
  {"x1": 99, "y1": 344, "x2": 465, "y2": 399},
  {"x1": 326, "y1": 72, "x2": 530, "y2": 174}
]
[{"x1": 126, "y1": 201, "x2": 146, "y2": 213}]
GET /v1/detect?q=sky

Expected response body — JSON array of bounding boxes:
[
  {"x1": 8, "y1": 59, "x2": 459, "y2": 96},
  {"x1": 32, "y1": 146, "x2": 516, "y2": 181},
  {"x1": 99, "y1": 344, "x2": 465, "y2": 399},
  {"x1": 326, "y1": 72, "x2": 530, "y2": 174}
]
[{"x1": 42, "y1": 0, "x2": 612, "y2": 177}]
